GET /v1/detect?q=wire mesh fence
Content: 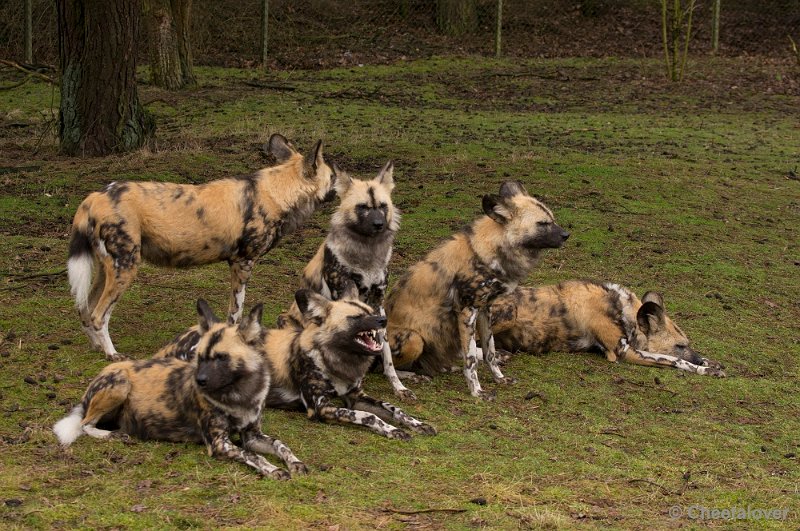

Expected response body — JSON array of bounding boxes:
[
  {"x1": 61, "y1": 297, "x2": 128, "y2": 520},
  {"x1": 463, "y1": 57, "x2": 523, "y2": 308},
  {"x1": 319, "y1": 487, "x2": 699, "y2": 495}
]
[{"x1": 1, "y1": 0, "x2": 798, "y2": 69}]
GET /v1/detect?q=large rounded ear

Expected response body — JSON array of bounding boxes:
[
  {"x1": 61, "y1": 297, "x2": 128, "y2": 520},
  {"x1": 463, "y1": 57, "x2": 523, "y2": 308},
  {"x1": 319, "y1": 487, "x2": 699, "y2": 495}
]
[
  {"x1": 267, "y1": 133, "x2": 296, "y2": 163},
  {"x1": 238, "y1": 304, "x2": 264, "y2": 343},
  {"x1": 340, "y1": 280, "x2": 360, "y2": 301},
  {"x1": 499, "y1": 180, "x2": 528, "y2": 198},
  {"x1": 376, "y1": 161, "x2": 394, "y2": 192},
  {"x1": 295, "y1": 289, "x2": 330, "y2": 325},
  {"x1": 304, "y1": 140, "x2": 324, "y2": 173},
  {"x1": 196, "y1": 299, "x2": 220, "y2": 332},
  {"x1": 641, "y1": 291, "x2": 664, "y2": 309},
  {"x1": 482, "y1": 194, "x2": 512, "y2": 224},
  {"x1": 334, "y1": 169, "x2": 353, "y2": 196},
  {"x1": 637, "y1": 301, "x2": 666, "y2": 335}
]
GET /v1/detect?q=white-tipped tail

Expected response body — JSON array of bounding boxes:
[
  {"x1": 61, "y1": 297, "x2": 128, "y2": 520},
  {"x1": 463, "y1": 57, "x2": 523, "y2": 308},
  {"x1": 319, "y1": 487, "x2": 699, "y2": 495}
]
[
  {"x1": 53, "y1": 405, "x2": 85, "y2": 446},
  {"x1": 68, "y1": 254, "x2": 93, "y2": 312}
]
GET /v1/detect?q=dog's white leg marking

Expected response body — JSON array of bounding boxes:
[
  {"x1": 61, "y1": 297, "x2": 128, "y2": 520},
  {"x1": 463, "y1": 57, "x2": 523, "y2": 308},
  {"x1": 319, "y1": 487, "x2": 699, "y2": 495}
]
[
  {"x1": 351, "y1": 394, "x2": 437, "y2": 435},
  {"x1": 631, "y1": 349, "x2": 725, "y2": 377},
  {"x1": 83, "y1": 424, "x2": 113, "y2": 439},
  {"x1": 460, "y1": 308, "x2": 488, "y2": 398},
  {"x1": 95, "y1": 302, "x2": 120, "y2": 360},
  {"x1": 477, "y1": 311, "x2": 513, "y2": 384},
  {"x1": 243, "y1": 431, "x2": 307, "y2": 475},
  {"x1": 218, "y1": 438, "x2": 287, "y2": 479},
  {"x1": 378, "y1": 307, "x2": 416, "y2": 400},
  {"x1": 231, "y1": 287, "x2": 246, "y2": 323},
  {"x1": 68, "y1": 254, "x2": 93, "y2": 315},
  {"x1": 228, "y1": 260, "x2": 254, "y2": 324}
]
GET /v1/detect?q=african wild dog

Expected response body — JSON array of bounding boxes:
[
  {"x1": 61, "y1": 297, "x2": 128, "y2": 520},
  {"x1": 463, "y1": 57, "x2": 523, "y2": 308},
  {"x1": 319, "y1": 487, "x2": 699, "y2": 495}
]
[
  {"x1": 157, "y1": 284, "x2": 436, "y2": 440},
  {"x1": 53, "y1": 301, "x2": 307, "y2": 479},
  {"x1": 385, "y1": 181, "x2": 569, "y2": 400},
  {"x1": 489, "y1": 280, "x2": 725, "y2": 376},
  {"x1": 276, "y1": 162, "x2": 415, "y2": 399},
  {"x1": 67, "y1": 134, "x2": 337, "y2": 359}
]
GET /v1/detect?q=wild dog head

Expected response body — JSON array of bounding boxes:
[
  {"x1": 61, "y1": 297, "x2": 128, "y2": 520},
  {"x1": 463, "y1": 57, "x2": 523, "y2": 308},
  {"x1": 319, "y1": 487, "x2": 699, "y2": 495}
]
[
  {"x1": 267, "y1": 133, "x2": 338, "y2": 203},
  {"x1": 331, "y1": 161, "x2": 399, "y2": 238},
  {"x1": 295, "y1": 283, "x2": 386, "y2": 357},
  {"x1": 478, "y1": 181, "x2": 570, "y2": 281},
  {"x1": 193, "y1": 300, "x2": 269, "y2": 406},
  {"x1": 634, "y1": 292, "x2": 704, "y2": 364}
]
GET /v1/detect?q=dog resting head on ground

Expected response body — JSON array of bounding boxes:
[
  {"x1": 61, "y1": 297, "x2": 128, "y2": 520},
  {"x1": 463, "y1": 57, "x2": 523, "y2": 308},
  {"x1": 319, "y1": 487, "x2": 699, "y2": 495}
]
[
  {"x1": 53, "y1": 300, "x2": 308, "y2": 478},
  {"x1": 67, "y1": 133, "x2": 337, "y2": 360},
  {"x1": 489, "y1": 280, "x2": 725, "y2": 377},
  {"x1": 386, "y1": 180, "x2": 570, "y2": 399},
  {"x1": 158, "y1": 284, "x2": 437, "y2": 439}
]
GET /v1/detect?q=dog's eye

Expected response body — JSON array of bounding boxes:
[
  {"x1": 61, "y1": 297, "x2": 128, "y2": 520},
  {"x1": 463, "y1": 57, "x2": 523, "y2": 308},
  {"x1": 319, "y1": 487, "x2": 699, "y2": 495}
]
[
  {"x1": 356, "y1": 204, "x2": 369, "y2": 213},
  {"x1": 537, "y1": 221, "x2": 551, "y2": 226}
]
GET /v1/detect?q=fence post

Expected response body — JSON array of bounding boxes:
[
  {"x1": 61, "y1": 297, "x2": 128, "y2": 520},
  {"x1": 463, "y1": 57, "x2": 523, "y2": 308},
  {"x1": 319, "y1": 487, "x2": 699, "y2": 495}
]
[
  {"x1": 261, "y1": 0, "x2": 269, "y2": 68},
  {"x1": 24, "y1": 0, "x2": 33, "y2": 63},
  {"x1": 495, "y1": 0, "x2": 503, "y2": 58},
  {"x1": 711, "y1": 0, "x2": 720, "y2": 54}
]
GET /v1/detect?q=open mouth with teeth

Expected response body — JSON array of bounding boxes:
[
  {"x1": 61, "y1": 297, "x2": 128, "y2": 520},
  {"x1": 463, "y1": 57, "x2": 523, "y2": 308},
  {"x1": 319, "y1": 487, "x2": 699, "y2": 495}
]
[{"x1": 354, "y1": 329, "x2": 383, "y2": 353}]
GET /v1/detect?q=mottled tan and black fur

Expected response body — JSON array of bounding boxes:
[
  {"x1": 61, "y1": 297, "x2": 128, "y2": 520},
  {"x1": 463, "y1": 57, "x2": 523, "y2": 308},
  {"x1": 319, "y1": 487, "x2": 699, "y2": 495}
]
[
  {"x1": 489, "y1": 280, "x2": 725, "y2": 376},
  {"x1": 276, "y1": 162, "x2": 415, "y2": 399},
  {"x1": 67, "y1": 134, "x2": 337, "y2": 359},
  {"x1": 158, "y1": 285, "x2": 436, "y2": 440},
  {"x1": 385, "y1": 181, "x2": 569, "y2": 399},
  {"x1": 53, "y1": 301, "x2": 307, "y2": 478}
]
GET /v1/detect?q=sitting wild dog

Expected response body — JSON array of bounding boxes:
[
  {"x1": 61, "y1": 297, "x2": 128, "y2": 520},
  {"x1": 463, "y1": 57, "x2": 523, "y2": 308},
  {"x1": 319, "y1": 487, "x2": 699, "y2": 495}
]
[
  {"x1": 385, "y1": 181, "x2": 570, "y2": 400},
  {"x1": 53, "y1": 301, "x2": 308, "y2": 479},
  {"x1": 276, "y1": 162, "x2": 415, "y2": 400},
  {"x1": 67, "y1": 134, "x2": 337, "y2": 360},
  {"x1": 157, "y1": 285, "x2": 437, "y2": 440},
  {"x1": 489, "y1": 281, "x2": 725, "y2": 377}
]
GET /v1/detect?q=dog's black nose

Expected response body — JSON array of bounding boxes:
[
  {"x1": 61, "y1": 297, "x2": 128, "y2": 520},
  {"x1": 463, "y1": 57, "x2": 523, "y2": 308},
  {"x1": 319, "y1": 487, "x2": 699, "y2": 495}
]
[
  {"x1": 196, "y1": 374, "x2": 208, "y2": 387},
  {"x1": 373, "y1": 220, "x2": 385, "y2": 230},
  {"x1": 376, "y1": 316, "x2": 387, "y2": 328},
  {"x1": 561, "y1": 230, "x2": 570, "y2": 240}
]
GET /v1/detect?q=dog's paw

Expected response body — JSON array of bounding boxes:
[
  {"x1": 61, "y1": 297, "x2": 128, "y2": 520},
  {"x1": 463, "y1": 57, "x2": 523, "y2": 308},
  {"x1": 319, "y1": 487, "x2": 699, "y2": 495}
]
[
  {"x1": 108, "y1": 432, "x2": 135, "y2": 444},
  {"x1": 387, "y1": 429, "x2": 412, "y2": 442},
  {"x1": 495, "y1": 349, "x2": 514, "y2": 364},
  {"x1": 394, "y1": 388, "x2": 417, "y2": 402},
  {"x1": 411, "y1": 422, "x2": 437, "y2": 436},
  {"x1": 475, "y1": 390, "x2": 496, "y2": 401},
  {"x1": 106, "y1": 352, "x2": 128, "y2": 362},
  {"x1": 701, "y1": 357, "x2": 725, "y2": 371},
  {"x1": 265, "y1": 468, "x2": 291, "y2": 480},
  {"x1": 703, "y1": 366, "x2": 726, "y2": 378},
  {"x1": 495, "y1": 376, "x2": 516, "y2": 385},
  {"x1": 288, "y1": 461, "x2": 309, "y2": 476}
]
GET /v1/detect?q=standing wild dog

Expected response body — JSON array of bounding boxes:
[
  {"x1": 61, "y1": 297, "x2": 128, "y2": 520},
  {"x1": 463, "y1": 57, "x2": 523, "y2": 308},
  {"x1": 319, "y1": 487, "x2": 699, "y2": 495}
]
[
  {"x1": 157, "y1": 284, "x2": 436, "y2": 440},
  {"x1": 53, "y1": 301, "x2": 307, "y2": 479},
  {"x1": 67, "y1": 134, "x2": 337, "y2": 359},
  {"x1": 489, "y1": 281, "x2": 725, "y2": 376},
  {"x1": 276, "y1": 162, "x2": 415, "y2": 399},
  {"x1": 385, "y1": 181, "x2": 569, "y2": 399}
]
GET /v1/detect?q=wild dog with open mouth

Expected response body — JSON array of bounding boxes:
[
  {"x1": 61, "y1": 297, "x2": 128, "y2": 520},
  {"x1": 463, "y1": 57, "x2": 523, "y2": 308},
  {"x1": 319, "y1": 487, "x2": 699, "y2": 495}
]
[
  {"x1": 276, "y1": 162, "x2": 415, "y2": 399},
  {"x1": 53, "y1": 301, "x2": 307, "y2": 479},
  {"x1": 489, "y1": 280, "x2": 725, "y2": 376},
  {"x1": 157, "y1": 284, "x2": 436, "y2": 440},
  {"x1": 385, "y1": 181, "x2": 569, "y2": 399},
  {"x1": 67, "y1": 134, "x2": 337, "y2": 359}
]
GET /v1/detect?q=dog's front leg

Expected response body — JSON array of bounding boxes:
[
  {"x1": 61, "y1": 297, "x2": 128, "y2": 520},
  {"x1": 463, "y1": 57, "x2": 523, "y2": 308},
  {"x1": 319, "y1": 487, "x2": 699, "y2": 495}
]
[
  {"x1": 205, "y1": 419, "x2": 290, "y2": 479},
  {"x1": 307, "y1": 395, "x2": 411, "y2": 441},
  {"x1": 619, "y1": 347, "x2": 726, "y2": 377},
  {"x1": 476, "y1": 310, "x2": 515, "y2": 385},
  {"x1": 228, "y1": 259, "x2": 254, "y2": 323},
  {"x1": 347, "y1": 389, "x2": 436, "y2": 436},
  {"x1": 378, "y1": 306, "x2": 416, "y2": 401},
  {"x1": 241, "y1": 426, "x2": 308, "y2": 476},
  {"x1": 460, "y1": 308, "x2": 493, "y2": 400}
]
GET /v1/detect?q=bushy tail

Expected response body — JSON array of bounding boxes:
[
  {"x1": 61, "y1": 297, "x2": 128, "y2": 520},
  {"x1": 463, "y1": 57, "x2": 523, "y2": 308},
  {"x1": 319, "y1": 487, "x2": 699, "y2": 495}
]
[
  {"x1": 67, "y1": 206, "x2": 94, "y2": 313},
  {"x1": 53, "y1": 404, "x2": 85, "y2": 446}
]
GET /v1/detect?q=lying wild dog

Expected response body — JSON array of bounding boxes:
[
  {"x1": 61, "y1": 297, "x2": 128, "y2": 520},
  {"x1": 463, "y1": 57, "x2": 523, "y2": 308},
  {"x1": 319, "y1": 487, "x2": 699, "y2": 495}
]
[
  {"x1": 489, "y1": 281, "x2": 725, "y2": 376},
  {"x1": 276, "y1": 162, "x2": 415, "y2": 400},
  {"x1": 53, "y1": 301, "x2": 307, "y2": 479},
  {"x1": 67, "y1": 134, "x2": 337, "y2": 360},
  {"x1": 157, "y1": 284, "x2": 436, "y2": 440},
  {"x1": 385, "y1": 181, "x2": 569, "y2": 399}
]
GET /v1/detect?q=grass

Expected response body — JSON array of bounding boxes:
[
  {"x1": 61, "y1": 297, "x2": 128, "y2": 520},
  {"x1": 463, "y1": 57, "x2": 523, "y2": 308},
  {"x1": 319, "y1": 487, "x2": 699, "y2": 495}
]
[{"x1": 1, "y1": 55, "x2": 799, "y2": 529}]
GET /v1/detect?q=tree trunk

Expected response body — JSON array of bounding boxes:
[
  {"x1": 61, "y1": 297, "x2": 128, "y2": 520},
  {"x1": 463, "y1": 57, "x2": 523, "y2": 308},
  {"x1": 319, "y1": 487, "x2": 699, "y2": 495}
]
[
  {"x1": 56, "y1": 0, "x2": 155, "y2": 156},
  {"x1": 143, "y1": 0, "x2": 195, "y2": 90},
  {"x1": 437, "y1": 0, "x2": 477, "y2": 36},
  {"x1": 261, "y1": 0, "x2": 269, "y2": 68}
]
